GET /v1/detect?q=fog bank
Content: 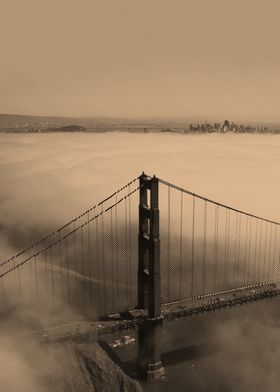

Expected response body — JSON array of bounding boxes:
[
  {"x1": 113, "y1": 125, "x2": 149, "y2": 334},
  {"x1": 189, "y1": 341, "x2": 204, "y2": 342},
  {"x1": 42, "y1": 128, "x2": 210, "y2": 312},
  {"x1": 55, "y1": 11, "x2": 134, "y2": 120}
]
[{"x1": 0, "y1": 132, "x2": 279, "y2": 391}]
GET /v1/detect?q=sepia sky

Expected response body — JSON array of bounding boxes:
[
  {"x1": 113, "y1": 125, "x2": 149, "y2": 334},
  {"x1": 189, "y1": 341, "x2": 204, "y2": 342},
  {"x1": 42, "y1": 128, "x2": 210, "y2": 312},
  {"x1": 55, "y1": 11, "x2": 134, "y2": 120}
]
[{"x1": 1, "y1": 0, "x2": 280, "y2": 120}]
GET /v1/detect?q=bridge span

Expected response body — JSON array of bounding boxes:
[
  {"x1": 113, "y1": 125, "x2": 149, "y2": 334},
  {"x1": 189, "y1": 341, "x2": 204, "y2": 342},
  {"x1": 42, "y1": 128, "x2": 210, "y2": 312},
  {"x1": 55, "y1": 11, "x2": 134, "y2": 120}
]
[{"x1": 1, "y1": 173, "x2": 280, "y2": 381}]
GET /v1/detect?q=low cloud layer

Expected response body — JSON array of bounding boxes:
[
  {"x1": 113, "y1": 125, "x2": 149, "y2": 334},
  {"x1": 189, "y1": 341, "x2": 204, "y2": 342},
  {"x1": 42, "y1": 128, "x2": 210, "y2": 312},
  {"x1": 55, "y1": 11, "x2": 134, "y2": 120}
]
[{"x1": 0, "y1": 132, "x2": 279, "y2": 390}]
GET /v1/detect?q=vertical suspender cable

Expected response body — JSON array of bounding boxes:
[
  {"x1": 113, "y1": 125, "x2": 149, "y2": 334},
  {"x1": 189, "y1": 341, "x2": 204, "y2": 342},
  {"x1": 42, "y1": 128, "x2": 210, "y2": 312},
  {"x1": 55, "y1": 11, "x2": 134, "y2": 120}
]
[
  {"x1": 202, "y1": 200, "x2": 207, "y2": 294},
  {"x1": 243, "y1": 215, "x2": 249, "y2": 286},
  {"x1": 179, "y1": 191, "x2": 183, "y2": 300},
  {"x1": 73, "y1": 220, "x2": 78, "y2": 299},
  {"x1": 234, "y1": 212, "x2": 239, "y2": 287},
  {"x1": 28, "y1": 248, "x2": 32, "y2": 299},
  {"x1": 213, "y1": 205, "x2": 219, "y2": 292},
  {"x1": 49, "y1": 245, "x2": 55, "y2": 310},
  {"x1": 110, "y1": 208, "x2": 115, "y2": 312},
  {"x1": 34, "y1": 254, "x2": 38, "y2": 302},
  {"x1": 87, "y1": 211, "x2": 92, "y2": 309},
  {"x1": 58, "y1": 232, "x2": 63, "y2": 301},
  {"x1": 95, "y1": 215, "x2": 100, "y2": 316},
  {"x1": 267, "y1": 222, "x2": 273, "y2": 280},
  {"x1": 81, "y1": 225, "x2": 86, "y2": 310},
  {"x1": 225, "y1": 209, "x2": 231, "y2": 289},
  {"x1": 115, "y1": 193, "x2": 119, "y2": 305},
  {"x1": 124, "y1": 196, "x2": 129, "y2": 309},
  {"x1": 272, "y1": 224, "x2": 278, "y2": 278},
  {"x1": 29, "y1": 248, "x2": 32, "y2": 283},
  {"x1": 43, "y1": 239, "x2": 48, "y2": 287},
  {"x1": 246, "y1": 216, "x2": 252, "y2": 284},
  {"x1": 223, "y1": 209, "x2": 229, "y2": 290},
  {"x1": 236, "y1": 213, "x2": 242, "y2": 287},
  {"x1": 101, "y1": 203, "x2": 106, "y2": 315},
  {"x1": 65, "y1": 237, "x2": 70, "y2": 304},
  {"x1": 191, "y1": 195, "x2": 195, "y2": 297},
  {"x1": 253, "y1": 219, "x2": 259, "y2": 282},
  {"x1": 96, "y1": 217, "x2": 100, "y2": 287},
  {"x1": 128, "y1": 185, "x2": 132, "y2": 308},
  {"x1": 167, "y1": 185, "x2": 171, "y2": 301},
  {"x1": 263, "y1": 222, "x2": 268, "y2": 280},
  {"x1": 257, "y1": 220, "x2": 263, "y2": 281},
  {"x1": 213, "y1": 205, "x2": 217, "y2": 291}
]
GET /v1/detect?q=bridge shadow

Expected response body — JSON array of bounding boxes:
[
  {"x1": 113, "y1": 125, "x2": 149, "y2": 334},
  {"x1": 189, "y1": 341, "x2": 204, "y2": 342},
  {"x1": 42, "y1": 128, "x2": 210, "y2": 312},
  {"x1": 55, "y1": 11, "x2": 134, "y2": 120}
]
[
  {"x1": 99, "y1": 338, "x2": 217, "y2": 381},
  {"x1": 161, "y1": 343, "x2": 216, "y2": 367}
]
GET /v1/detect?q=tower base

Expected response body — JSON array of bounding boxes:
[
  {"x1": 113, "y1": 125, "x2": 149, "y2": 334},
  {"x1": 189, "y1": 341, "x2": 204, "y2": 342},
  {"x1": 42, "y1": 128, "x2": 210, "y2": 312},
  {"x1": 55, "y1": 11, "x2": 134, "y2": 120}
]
[{"x1": 147, "y1": 361, "x2": 165, "y2": 382}]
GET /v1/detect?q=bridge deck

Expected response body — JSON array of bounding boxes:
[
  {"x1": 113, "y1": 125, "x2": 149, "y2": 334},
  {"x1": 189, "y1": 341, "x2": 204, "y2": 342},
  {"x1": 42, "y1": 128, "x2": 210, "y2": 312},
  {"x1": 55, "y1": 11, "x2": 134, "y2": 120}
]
[
  {"x1": 161, "y1": 282, "x2": 280, "y2": 321},
  {"x1": 6, "y1": 282, "x2": 279, "y2": 346}
]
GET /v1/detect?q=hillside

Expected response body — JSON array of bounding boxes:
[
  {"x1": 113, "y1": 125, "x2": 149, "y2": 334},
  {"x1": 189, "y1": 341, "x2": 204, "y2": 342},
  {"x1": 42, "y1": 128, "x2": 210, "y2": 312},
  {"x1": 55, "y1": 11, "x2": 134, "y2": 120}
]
[{"x1": 3, "y1": 340, "x2": 142, "y2": 392}]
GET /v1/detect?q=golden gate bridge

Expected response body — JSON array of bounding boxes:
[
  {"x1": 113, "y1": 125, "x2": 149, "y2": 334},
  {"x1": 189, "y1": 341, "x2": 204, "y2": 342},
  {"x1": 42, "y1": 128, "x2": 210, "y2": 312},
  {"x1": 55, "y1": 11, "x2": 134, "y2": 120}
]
[{"x1": 0, "y1": 173, "x2": 279, "y2": 381}]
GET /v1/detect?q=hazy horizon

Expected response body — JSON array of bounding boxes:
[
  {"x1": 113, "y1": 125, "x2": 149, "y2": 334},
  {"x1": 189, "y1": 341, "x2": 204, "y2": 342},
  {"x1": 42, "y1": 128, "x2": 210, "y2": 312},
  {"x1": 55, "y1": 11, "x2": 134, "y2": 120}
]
[{"x1": 1, "y1": 113, "x2": 280, "y2": 127}]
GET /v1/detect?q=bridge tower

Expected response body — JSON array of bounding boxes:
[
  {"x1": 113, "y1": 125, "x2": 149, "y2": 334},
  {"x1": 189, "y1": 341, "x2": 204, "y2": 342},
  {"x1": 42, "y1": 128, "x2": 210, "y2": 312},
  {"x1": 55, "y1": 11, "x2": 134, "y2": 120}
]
[{"x1": 137, "y1": 172, "x2": 165, "y2": 381}]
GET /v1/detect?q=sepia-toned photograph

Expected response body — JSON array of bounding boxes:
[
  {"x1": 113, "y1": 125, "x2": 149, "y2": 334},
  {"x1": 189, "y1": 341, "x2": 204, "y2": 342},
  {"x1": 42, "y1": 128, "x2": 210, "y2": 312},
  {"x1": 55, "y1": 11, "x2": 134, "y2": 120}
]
[{"x1": 0, "y1": 1, "x2": 279, "y2": 391}]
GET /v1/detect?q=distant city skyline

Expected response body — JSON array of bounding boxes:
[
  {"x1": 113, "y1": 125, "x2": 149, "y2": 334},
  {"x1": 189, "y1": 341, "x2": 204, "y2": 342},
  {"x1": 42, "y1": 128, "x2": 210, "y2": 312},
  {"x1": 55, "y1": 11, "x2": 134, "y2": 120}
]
[{"x1": 1, "y1": 1, "x2": 280, "y2": 121}]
